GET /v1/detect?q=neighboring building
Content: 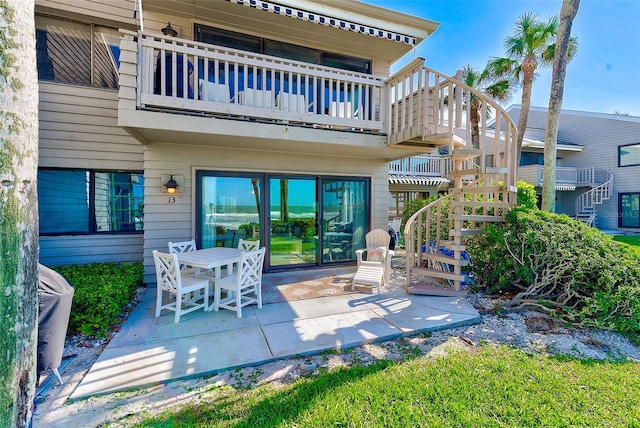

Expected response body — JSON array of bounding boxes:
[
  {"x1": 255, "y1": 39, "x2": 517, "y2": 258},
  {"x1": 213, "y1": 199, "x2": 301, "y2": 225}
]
[
  {"x1": 508, "y1": 105, "x2": 640, "y2": 232},
  {"x1": 35, "y1": 0, "x2": 518, "y2": 286}
]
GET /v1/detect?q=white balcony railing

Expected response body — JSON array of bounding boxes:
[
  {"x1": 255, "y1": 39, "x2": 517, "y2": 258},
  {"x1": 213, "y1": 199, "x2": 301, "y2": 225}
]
[
  {"x1": 128, "y1": 30, "x2": 385, "y2": 131},
  {"x1": 388, "y1": 155, "x2": 451, "y2": 176},
  {"x1": 518, "y1": 165, "x2": 611, "y2": 188}
]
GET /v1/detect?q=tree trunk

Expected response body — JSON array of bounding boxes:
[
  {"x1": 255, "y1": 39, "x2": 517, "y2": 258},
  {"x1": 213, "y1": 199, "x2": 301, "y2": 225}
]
[
  {"x1": 0, "y1": 1, "x2": 40, "y2": 427},
  {"x1": 470, "y1": 102, "x2": 480, "y2": 148},
  {"x1": 542, "y1": 0, "x2": 581, "y2": 212},
  {"x1": 515, "y1": 54, "x2": 538, "y2": 163}
]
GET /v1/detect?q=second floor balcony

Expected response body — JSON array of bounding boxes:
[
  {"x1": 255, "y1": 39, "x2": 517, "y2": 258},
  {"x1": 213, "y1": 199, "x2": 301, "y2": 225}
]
[
  {"x1": 518, "y1": 165, "x2": 610, "y2": 190},
  {"x1": 118, "y1": 30, "x2": 393, "y2": 154}
]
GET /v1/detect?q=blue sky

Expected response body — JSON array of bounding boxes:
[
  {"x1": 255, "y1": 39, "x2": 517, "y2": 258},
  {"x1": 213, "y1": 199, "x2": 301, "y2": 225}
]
[{"x1": 366, "y1": 0, "x2": 640, "y2": 117}]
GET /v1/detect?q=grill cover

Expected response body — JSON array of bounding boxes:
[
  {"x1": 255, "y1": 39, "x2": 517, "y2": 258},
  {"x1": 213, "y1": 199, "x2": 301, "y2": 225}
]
[{"x1": 37, "y1": 263, "x2": 74, "y2": 374}]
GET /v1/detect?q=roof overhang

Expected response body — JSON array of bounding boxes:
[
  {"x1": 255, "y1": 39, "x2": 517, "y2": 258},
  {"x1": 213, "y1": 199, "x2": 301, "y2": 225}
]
[{"x1": 522, "y1": 137, "x2": 584, "y2": 152}]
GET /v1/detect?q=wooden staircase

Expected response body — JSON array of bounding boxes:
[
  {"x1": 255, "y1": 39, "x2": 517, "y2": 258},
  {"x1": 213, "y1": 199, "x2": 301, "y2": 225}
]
[{"x1": 386, "y1": 58, "x2": 519, "y2": 293}]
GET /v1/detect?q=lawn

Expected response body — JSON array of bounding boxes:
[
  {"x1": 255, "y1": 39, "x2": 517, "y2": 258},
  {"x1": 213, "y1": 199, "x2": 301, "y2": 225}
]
[{"x1": 128, "y1": 345, "x2": 639, "y2": 427}]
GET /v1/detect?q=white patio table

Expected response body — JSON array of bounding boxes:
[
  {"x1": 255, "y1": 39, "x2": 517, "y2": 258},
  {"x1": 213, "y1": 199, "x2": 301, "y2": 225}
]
[
  {"x1": 176, "y1": 247, "x2": 242, "y2": 278},
  {"x1": 176, "y1": 247, "x2": 242, "y2": 310}
]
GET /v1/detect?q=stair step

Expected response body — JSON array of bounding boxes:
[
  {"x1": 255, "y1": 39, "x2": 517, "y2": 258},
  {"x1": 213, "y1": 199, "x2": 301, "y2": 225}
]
[
  {"x1": 453, "y1": 214, "x2": 504, "y2": 222},
  {"x1": 451, "y1": 149, "x2": 482, "y2": 161},
  {"x1": 448, "y1": 168, "x2": 482, "y2": 176},
  {"x1": 406, "y1": 284, "x2": 465, "y2": 297},
  {"x1": 423, "y1": 133, "x2": 466, "y2": 147},
  {"x1": 450, "y1": 187, "x2": 504, "y2": 194},
  {"x1": 439, "y1": 240, "x2": 466, "y2": 251},
  {"x1": 411, "y1": 266, "x2": 466, "y2": 282},
  {"x1": 421, "y1": 252, "x2": 471, "y2": 266},
  {"x1": 450, "y1": 228, "x2": 483, "y2": 237},
  {"x1": 483, "y1": 167, "x2": 510, "y2": 174}
]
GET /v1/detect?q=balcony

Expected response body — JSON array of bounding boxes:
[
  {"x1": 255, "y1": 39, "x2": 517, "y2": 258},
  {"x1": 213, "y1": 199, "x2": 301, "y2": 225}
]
[
  {"x1": 117, "y1": 30, "x2": 395, "y2": 153},
  {"x1": 518, "y1": 165, "x2": 611, "y2": 191},
  {"x1": 388, "y1": 155, "x2": 452, "y2": 177}
]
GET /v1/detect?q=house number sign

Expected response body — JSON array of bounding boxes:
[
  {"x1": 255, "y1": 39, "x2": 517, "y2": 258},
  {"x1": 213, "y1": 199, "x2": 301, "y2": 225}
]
[{"x1": 168, "y1": 196, "x2": 177, "y2": 204}]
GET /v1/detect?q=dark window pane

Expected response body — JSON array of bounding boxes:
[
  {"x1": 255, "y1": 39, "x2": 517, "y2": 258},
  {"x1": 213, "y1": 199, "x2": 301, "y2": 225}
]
[
  {"x1": 195, "y1": 24, "x2": 261, "y2": 53},
  {"x1": 36, "y1": 16, "x2": 119, "y2": 88},
  {"x1": 620, "y1": 193, "x2": 640, "y2": 228},
  {"x1": 93, "y1": 28, "x2": 120, "y2": 89},
  {"x1": 38, "y1": 170, "x2": 90, "y2": 234},
  {"x1": 265, "y1": 40, "x2": 320, "y2": 64},
  {"x1": 322, "y1": 53, "x2": 370, "y2": 74}
]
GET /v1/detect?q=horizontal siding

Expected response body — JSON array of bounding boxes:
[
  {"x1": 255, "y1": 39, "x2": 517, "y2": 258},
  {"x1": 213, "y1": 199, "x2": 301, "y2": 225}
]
[
  {"x1": 38, "y1": 82, "x2": 143, "y2": 168},
  {"x1": 36, "y1": 0, "x2": 135, "y2": 27},
  {"x1": 40, "y1": 235, "x2": 143, "y2": 267},
  {"x1": 141, "y1": 142, "x2": 388, "y2": 283}
]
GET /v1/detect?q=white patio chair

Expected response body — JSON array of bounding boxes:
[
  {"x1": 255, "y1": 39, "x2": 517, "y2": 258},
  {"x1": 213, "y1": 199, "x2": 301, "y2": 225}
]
[
  {"x1": 330, "y1": 101, "x2": 357, "y2": 118},
  {"x1": 226, "y1": 239, "x2": 261, "y2": 274},
  {"x1": 153, "y1": 250, "x2": 210, "y2": 323},
  {"x1": 276, "y1": 92, "x2": 312, "y2": 113},
  {"x1": 213, "y1": 247, "x2": 265, "y2": 318},
  {"x1": 168, "y1": 239, "x2": 197, "y2": 275},
  {"x1": 238, "y1": 89, "x2": 274, "y2": 108},
  {"x1": 238, "y1": 238, "x2": 260, "y2": 251},
  {"x1": 352, "y1": 246, "x2": 387, "y2": 294},
  {"x1": 355, "y1": 228, "x2": 395, "y2": 282},
  {"x1": 198, "y1": 79, "x2": 230, "y2": 103}
]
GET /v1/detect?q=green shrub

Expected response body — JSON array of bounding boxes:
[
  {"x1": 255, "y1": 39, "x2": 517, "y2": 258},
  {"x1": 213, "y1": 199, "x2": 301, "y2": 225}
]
[
  {"x1": 467, "y1": 207, "x2": 640, "y2": 343},
  {"x1": 516, "y1": 180, "x2": 538, "y2": 209},
  {"x1": 55, "y1": 262, "x2": 143, "y2": 338}
]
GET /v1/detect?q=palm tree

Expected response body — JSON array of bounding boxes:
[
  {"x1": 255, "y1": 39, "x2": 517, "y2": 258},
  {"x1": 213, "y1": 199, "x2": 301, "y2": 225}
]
[
  {"x1": 1, "y1": 0, "x2": 40, "y2": 425},
  {"x1": 542, "y1": 0, "x2": 581, "y2": 212},
  {"x1": 489, "y1": 12, "x2": 577, "y2": 161},
  {"x1": 460, "y1": 64, "x2": 515, "y2": 148}
]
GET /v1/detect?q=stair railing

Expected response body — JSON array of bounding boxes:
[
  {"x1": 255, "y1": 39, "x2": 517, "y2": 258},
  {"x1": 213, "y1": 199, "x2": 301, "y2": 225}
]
[
  {"x1": 404, "y1": 174, "x2": 495, "y2": 287},
  {"x1": 575, "y1": 169, "x2": 613, "y2": 216},
  {"x1": 386, "y1": 58, "x2": 519, "y2": 192}
]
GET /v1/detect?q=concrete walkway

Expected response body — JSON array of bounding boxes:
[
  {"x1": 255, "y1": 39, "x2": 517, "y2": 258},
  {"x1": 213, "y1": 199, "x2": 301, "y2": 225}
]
[{"x1": 70, "y1": 269, "x2": 480, "y2": 400}]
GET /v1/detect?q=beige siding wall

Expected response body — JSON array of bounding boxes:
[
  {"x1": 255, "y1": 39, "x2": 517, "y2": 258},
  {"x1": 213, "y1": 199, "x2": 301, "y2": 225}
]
[
  {"x1": 39, "y1": 83, "x2": 143, "y2": 169},
  {"x1": 39, "y1": 83, "x2": 145, "y2": 266},
  {"x1": 142, "y1": 143, "x2": 389, "y2": 282}
]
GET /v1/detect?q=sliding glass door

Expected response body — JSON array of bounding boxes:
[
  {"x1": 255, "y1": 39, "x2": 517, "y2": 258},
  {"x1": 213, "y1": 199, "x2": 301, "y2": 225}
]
[
  {"x1": 197, "y1": 173, "x2": 262, "y2": 249},
  {"x1": 268, "y1": 177, "x2": 317, "y2": 268},
  {"x1": 196, "y1": 172, "x2": 369, "y2": 271},
  {"x1": 321, "y1": 179, "x2": 367, "y2": 263}
]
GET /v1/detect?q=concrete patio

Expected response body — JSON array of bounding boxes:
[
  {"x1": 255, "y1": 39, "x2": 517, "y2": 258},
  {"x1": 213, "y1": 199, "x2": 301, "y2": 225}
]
[{"x1": 69, "y1": 267, "x2": 480, "y2": 400}]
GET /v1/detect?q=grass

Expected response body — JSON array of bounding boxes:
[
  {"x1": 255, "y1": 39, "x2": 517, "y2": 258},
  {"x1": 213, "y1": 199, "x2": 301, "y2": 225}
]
[
  {"x1": 124, "y1": 344, "x2": 640, "y2": 427},
  {"x1": 612, "y1": 235, "x2": 640, "y2": 246}
]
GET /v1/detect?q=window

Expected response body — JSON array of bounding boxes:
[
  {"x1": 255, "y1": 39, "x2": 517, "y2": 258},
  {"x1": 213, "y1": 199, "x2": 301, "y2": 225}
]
[
  {"x1": 520, "y1": 152, "x2": 544, "y2": 166},
  {"x1": 38, "y1": 169, "x2": 144, "y2": 235},
  {"x1": 194, "y1": 24, "x2": 370, "y2": 74},
  {"x1": 619, "y1": 143, "x2": 640, "y2": 167},
  {"x1": 36, "y1": 15, "x2": 120, "y2": 88},
  {"x1": 619, "y1": 193, "x2": 640, "y2": 228}
]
